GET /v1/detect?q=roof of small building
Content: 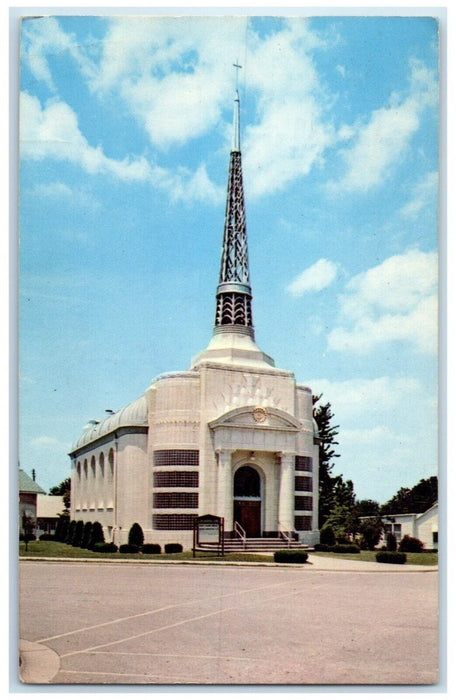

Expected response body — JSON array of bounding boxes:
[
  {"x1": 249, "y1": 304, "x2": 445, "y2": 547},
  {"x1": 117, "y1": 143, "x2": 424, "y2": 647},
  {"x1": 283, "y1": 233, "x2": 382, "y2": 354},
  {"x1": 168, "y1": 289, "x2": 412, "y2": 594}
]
[
  {"x1": 19, "y1": 469, "x2": 46, "y2": 494},
  {"x1": 70, "y1": 394, "x2": 148, "y2": 453},
  {"x1": 36, "y1": 493, "x2": 65, "y2": 518}
]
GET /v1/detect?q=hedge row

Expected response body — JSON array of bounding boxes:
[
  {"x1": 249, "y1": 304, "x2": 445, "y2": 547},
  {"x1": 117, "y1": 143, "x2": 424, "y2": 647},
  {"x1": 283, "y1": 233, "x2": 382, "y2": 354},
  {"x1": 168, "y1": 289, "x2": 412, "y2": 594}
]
[
  {"x1": 376, "y1": 551, "x2": 407, "y2": 564},
  {"x1": 314, "y1": 543, "x2": 361, "y2": 553},
  {"x1": 273, "y1": 550, "x2": 309, "y2": 564}
]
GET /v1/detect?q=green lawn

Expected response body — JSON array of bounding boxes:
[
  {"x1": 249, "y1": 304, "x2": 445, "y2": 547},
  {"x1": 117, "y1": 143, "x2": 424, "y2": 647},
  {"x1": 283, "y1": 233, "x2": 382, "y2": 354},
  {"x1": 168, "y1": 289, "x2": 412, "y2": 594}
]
[
  {"x1": 19, "y1": 540, "x2": 437, "y2": 565},
  {"x1": 310, "y1": 550, "x2": 438, "y2": 566},
  {"x1": 19, "y1": 540, "x2": 273, "y2": 563}
]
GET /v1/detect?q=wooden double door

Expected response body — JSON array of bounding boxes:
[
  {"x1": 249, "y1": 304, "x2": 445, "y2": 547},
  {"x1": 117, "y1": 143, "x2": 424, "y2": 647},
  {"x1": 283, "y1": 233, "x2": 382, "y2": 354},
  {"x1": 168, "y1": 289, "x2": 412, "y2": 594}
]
[{"x1": 233, "y1": 499, "x2": 261, "y2": 537}]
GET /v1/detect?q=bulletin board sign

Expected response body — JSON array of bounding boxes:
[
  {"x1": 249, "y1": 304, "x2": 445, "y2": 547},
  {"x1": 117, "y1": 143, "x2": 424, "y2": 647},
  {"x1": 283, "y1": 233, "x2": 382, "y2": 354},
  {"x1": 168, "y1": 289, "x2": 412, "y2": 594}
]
[{"x1": 193, "y1": 514, "x2": 224, "y2": 557}]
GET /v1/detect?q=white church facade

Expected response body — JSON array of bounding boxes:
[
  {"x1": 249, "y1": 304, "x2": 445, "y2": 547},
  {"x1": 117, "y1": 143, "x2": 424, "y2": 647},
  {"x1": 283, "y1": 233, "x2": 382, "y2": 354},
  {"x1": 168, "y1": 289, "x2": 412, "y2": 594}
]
[{"x1": 69, "y1": 89, "x2": 320, "y2": 549}]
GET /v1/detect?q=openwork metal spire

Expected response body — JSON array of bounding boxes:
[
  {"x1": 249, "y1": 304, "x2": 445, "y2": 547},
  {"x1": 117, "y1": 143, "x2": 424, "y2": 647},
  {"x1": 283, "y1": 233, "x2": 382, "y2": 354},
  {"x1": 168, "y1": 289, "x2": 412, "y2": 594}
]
[{"x1": 214, "y1": 87, "x2": 254, "y2": 339}]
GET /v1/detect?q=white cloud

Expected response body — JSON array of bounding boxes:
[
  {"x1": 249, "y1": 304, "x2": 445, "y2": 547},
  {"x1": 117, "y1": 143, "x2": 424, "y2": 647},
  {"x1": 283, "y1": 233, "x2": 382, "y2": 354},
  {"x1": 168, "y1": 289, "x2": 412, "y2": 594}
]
[
  {"x1": 286, "y1": 258, "x2": 338, "y2": 296},
  {"x1": 21, "y1": 17, "x2": 76, "y2": 91},
  {"x1": 31, "y1": 182, "x2": 73, "y2": 198},
  {"x1": 400, "y1": 171, "x2": 439, "y2": 219},
  {"x1": 31, "y1": 436, "x2": 62, "y2": 448},
  {"x1": 68, "y1": 17, "x2": 336, "y2": 196},
  {"x1": 327, "y1": 249, "x2": 438, "y2": 354},
  {"x1": 331, "y1": 59, "x2": 438, "y2": 192},
  {"x1": 20, "y1": 92, "x2": 222, "y2": 204},
  {"x1": 310, "y1": 376, "x2": 421, "y2": 424}
]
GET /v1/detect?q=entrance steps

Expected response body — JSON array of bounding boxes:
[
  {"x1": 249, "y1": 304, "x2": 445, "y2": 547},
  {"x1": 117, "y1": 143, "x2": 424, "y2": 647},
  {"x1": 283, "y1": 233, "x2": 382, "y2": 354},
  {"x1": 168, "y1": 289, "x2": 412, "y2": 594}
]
[{"x1": 197, "y1": 537, "x2": 309, "y2": 553}]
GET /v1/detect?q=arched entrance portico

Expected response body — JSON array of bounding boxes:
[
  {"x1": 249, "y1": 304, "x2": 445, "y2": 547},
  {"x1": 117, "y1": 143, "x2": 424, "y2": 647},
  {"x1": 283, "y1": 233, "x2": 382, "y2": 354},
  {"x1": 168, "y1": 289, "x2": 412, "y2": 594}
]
[{"x1": 233, "y1": 465, "x2": 262, "y2": 537}]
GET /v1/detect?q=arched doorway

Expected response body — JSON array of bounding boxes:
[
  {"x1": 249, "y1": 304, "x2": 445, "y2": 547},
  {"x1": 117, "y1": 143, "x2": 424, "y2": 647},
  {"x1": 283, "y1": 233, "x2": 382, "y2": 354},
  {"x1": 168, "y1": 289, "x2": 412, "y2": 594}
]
[{"x1": 233, "y1": 466, "x2": 262, "y2": 537}]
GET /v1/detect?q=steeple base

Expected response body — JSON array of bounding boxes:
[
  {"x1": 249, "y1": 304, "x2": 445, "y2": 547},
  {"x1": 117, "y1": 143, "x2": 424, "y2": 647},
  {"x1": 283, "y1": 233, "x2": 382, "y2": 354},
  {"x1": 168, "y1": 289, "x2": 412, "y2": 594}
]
[{"x1": 190, "y1": 328, "x2": 275, "y2": 370}]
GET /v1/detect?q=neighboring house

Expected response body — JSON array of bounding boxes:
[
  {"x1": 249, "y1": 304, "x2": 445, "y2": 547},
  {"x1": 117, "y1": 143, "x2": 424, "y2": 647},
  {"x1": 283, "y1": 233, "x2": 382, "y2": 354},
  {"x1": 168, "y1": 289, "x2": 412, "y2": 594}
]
[
  {"x1": 36, "y1": 494, "x2": 65, "y2": 536},
  {"x1": 19, "y1": 469, "x2": 46, "y2": 535},
  {"x1": 381, "y1": 503, "x2": 438, "y2": 550}
]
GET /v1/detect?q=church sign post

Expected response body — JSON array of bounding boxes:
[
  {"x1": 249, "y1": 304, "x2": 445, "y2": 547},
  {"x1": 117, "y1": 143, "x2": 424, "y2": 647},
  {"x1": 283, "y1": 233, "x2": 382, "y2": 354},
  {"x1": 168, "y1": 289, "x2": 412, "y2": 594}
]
[{"x1": 193, "y1": 514, "x2": 224, "y2": 558}]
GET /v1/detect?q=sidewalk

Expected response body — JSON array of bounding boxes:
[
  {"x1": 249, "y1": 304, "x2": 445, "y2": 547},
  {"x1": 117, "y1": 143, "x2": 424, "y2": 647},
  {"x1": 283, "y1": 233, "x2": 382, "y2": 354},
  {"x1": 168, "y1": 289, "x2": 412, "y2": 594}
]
[{"x1": 20, "y1": 553, "x2": 438, "y2": 572}]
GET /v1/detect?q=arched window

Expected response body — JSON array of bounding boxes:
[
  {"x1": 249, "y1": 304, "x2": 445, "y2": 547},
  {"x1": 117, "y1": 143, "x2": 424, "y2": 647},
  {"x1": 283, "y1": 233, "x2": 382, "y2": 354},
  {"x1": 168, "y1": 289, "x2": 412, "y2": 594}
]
[
  {"x1": 99, "y1": 452, "x2": 105, "y2": 479},
  {"x1": 234, "y1": 466, "x2": 260, "y2": 498}
]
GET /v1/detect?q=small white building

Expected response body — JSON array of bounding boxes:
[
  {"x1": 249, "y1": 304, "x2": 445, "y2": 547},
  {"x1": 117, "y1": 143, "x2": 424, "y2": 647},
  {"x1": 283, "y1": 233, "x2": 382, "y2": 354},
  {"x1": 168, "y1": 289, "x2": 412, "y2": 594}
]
[
  {"x1": 382, "y1": 503, "x2": 438, "y2": 551},
  {"x1": 69, "y1": 90, "x2": 320, "y2": 549},
  {"x1": 36, "y1": 494, "x2": 66, "y2": 536}
]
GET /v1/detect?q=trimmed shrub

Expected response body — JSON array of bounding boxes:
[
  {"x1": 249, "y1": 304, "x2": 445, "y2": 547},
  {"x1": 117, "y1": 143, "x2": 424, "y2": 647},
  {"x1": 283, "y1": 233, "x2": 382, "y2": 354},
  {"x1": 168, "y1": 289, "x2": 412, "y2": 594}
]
[
  {"x1": 81, "y1": 521, "x2": 92, "y2": 549},
  {"x1": 119, "y1": 544, "x2": 139, "y2": 554},
  {"x1": 92, "y1": 542, "x2": 118, "y2": 553},
  {"x1": 386, "y1": 533, "x2": 397, "y2": 552},
  {"x1": 376, "y1": 551, "x2": 407, "y2": 565},
  {"x1": 274, "y1": 550, "x2": 309, "y2": 564},
  {"x1": 313, "y1": 543, "x2": 331, "y2": 552},
  {"x1": 66, "y1": 520, "x2": 77, "y2": 544},
  {"x1": 39, "y1": 534, "x2": 55, "y2": 541},
  {"x1": 142, "y1": 543, "x2": 162, "y2": 554},
  {"x1": 320, "y1": 524, "x2": 336, "y2": 547},
  {"x1": 58, "y1": 518, "x2": 69, "y2": 543},
  {"x1": 89, "y1": 521, "x2": 105, "y2": 550},
  {"x1": 20, "y1": 533, "x2": 36, "y2": 541},
  {"x1": 72, "y1": 520, "x2": 84, "y2": 547},
  {"x1": 164, "y1": 543, "x2": 183, "y2": 554},
  {"x1": 331, "y1": 544, "x2": 360, "y2": 554},
  {"x1": 54, "y1": 516, "x2": 69, "y2": 542},
  {"x1": 399, "y1": 535, "x2": 424, "y2": 553},
  {"x1": 128, "y1": 522, "x2": 144, "y2": 548}
]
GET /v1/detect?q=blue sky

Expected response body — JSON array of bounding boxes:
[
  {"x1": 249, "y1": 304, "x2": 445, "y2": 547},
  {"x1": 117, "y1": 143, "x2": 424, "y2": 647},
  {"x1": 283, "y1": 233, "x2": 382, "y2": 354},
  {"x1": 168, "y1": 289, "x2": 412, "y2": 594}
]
[{"x1": 18, "y1": 13, "x2": 440, "y2": 504}]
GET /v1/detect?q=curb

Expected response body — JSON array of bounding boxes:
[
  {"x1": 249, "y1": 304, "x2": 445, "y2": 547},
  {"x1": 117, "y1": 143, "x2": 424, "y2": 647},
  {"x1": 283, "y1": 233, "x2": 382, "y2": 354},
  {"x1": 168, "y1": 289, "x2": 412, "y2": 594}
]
[
  {"x1": 19, "y1": 639, "x2": 60, "y2": 684},
  {"x1": 19, "y1": 556, "x2": 438, "y2": 572}
]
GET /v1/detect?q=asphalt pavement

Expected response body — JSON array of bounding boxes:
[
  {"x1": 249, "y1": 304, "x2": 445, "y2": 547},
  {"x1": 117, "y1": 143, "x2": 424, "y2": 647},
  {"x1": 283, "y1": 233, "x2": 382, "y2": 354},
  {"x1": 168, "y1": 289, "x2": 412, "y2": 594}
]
[{"x1": 18, "y1": 556, "x2": 439, "y2": 686}]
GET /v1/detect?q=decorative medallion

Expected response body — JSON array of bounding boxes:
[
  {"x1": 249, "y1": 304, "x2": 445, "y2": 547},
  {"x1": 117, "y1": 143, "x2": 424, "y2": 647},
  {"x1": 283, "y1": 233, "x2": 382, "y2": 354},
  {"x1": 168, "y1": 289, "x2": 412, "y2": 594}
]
[{"x1": 252, "y1": 407, "x2": 267, "y2": 423}]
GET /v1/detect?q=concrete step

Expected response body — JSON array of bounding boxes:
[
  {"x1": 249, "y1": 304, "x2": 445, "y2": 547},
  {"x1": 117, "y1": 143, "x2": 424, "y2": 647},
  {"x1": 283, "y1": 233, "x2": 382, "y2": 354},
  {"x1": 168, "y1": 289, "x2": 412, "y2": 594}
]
[{"x1": 197, "y1": 538, "x2": 309, "y2": 553}]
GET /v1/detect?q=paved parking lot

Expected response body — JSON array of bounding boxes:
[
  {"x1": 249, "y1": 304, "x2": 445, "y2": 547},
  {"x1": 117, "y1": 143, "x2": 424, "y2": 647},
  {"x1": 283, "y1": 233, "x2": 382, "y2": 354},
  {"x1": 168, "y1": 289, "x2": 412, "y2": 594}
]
[{"x1": 19, "y1": 559, "x2": 439, "y2": 686}]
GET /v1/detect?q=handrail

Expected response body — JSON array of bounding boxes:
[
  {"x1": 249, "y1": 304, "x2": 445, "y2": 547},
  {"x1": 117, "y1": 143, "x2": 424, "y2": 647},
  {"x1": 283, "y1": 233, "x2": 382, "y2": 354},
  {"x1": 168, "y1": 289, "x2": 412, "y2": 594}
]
[
  {"x1": 234, "y1": 521, "x2": 246, "y2": 550},
  {"x1": 279, "y1": 530, "x2": 292, "y2": 548}
]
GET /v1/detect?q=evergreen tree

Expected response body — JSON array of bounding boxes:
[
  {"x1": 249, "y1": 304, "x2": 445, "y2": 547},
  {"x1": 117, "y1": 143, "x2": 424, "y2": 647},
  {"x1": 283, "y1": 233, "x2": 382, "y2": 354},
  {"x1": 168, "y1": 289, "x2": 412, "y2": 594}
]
[
  {"x1": 73, "y1": 520, "x2": 84, "y2": 547},
  {"x1": 89, "y1": 521, "x2": 105, "y2": 549},
  {"x1": 313, "y1": 394, "x2": 341, "y2": 528},
  {"x1": 81, "y1": 521, "x2": 93, "y2": 549},
  {"x1": 128, "y1": 522, "x2": 144, "y2": 548},
  {"x1": 66, "y1": 520, "x2": 77, "y2": 544}
]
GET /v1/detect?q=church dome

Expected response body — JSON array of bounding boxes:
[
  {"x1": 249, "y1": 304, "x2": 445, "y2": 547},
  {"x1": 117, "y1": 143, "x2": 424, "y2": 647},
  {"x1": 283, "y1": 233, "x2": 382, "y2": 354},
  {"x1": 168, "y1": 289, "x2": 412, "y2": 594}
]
[{"x1": 70, "y1": 395, "x2": 148, "y2": 453}]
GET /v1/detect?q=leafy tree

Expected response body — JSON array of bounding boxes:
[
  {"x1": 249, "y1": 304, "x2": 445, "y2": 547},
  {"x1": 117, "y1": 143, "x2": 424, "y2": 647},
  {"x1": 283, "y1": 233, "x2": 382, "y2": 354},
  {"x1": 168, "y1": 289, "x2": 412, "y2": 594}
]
[
  {"x1": 354, "y1": 499, "x2": 380, "y2": 517},
  {"x1": 49, "y1": 477, "x2": 71, "y2": 512},
  {"x1": 319, "y1": 523, "x2": 336, "y2": 546},
  {"x1": 358, "y1": 516, "x2": 384, "y2": 550},
  {"x1": 381, "y1": 477, "x2": 437, "y2": 515},
  {"x1": 128, "y1": 522, "x2": 144, "y2": 548}
]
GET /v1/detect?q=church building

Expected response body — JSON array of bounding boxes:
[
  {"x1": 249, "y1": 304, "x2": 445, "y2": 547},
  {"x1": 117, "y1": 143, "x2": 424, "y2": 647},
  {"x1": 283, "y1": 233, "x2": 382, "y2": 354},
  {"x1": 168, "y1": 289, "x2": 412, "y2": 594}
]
[{"x1": 69, "y1": 89, "x2": 320, "y2": 549}]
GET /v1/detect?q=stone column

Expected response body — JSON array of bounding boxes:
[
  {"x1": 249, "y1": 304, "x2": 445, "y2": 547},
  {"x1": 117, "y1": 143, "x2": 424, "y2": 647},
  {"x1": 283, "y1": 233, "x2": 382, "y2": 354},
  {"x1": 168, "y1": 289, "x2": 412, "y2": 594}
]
[
  {"x1": 278, "y1": 452, "x2": 295, "y2": 533},
  {"x1": 216, "y1": 449, "x2": 233, "y2": 529}
]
